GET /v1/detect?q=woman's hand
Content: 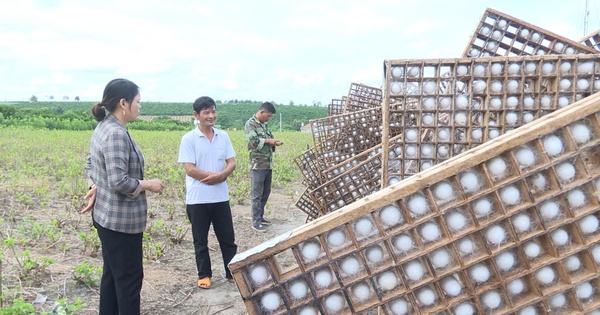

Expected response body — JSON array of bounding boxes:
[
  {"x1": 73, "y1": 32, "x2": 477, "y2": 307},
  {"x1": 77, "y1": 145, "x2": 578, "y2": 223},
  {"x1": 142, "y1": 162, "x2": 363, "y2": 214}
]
[
  {"x1": 80, "y1": 186, "x2": 97, "y2": 214},
  {"x1": 143, "y1": 179, "x2": 165, "y2": 194}
]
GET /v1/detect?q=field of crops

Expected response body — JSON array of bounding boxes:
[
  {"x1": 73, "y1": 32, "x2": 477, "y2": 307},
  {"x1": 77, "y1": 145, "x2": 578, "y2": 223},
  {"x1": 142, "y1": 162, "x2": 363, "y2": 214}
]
[{"x1": 0, "y1": 126, "x2": 313, "y2": 313}]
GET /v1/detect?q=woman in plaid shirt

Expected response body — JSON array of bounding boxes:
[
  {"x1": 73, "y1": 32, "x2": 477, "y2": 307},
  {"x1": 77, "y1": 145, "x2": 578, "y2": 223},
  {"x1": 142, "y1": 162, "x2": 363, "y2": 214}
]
[{"x1": 81, "y1": 78, "x2": 164, "y2": 315}]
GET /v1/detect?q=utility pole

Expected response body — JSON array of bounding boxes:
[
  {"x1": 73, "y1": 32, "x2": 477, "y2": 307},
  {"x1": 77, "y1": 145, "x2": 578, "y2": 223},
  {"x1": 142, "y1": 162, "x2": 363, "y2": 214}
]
[
  {"x1": 279, "y1": 113, "x2": 282, "y2": 132},
  {"x1": 584, "y1": 0, "x2": 590, "y2": 37}
]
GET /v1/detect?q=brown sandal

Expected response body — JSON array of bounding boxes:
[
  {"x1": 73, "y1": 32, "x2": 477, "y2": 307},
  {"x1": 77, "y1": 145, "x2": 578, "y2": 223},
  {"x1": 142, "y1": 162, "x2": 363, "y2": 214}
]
[
  {"x1": 197, "y1": 277, "x2": 211, "y2": 289},
  {"x1": 227, "y1": 278, "x2": 235, "y2": 283}
]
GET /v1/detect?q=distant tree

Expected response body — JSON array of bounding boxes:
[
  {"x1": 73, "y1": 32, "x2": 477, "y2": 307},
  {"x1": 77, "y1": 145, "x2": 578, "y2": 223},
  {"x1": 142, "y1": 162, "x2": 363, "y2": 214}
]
[
  {"x1": 63, "y1": 96, "x2": 69, "y2": 100},
  {"x1": 56, "y1": 106, "x2": 64, "y2": 114},
  {"x1": 74, "y1": 96, "x2": 80, "y2": 101},
  {"x1": 288, "y1": 100, "x2": 295, "y2": 106},
  {"x1": 49, "y1": 95, "x2": 54, "y2": 101},
  {"x1": 312, "y1": 100, "x2": 322, "y2": 106},
  {"x1": 30, "y1": 95, "x2": 38, "y2": 102}
]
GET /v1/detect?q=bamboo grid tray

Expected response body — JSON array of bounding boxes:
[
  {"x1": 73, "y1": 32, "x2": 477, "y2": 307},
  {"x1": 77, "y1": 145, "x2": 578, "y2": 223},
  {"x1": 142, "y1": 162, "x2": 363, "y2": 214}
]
[
  {"x1": 329, "y1": 98, "x2": 347, "y2": 116},
  {"x1": 462, "y1": 8, "x2": 596, "y2": 58},
  {"x1": 344, "y1": 83, "x2": 383, "y2": 112},
  {"x1": 295, "y1": 54, "x2": 600, "y2": 220},
  {"x1": 580, "y1": 29, "x2": 600, "y2": 52},
  {"x1": 230, "y1": 92, "x2": 600, "y2": 315}
]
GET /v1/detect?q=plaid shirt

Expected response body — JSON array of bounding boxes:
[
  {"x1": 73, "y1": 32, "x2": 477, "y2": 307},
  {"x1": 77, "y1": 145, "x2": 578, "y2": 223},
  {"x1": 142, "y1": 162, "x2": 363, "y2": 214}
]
[
  {"x1": 244, "y1": 115, "x2": 274, "y2": 170},
  {"x1": 85, "y1": 114, "x2": 147, "y2": 234}
]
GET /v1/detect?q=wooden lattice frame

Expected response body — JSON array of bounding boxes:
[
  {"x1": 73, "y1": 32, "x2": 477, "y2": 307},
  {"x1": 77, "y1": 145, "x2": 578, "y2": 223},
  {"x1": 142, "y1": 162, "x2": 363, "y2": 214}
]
[
  {"x1": 580, "y1": 28, "x2": 600, "y2": 51},
  {"x1": 329, "y1": 98, "x2": 347, "y2": 116},
  {"x1": 462, "y1": 8, "x2": 597, "y2": 58},
  {"x1": 344, "y1": 83, "x2": 383, "y2": 112},
  {"x1": 298, "y1": 54, "x2": 600, "y2": 218},
  {"x1": 230, "y1": 93, "x2": 600, "y2": 315}
]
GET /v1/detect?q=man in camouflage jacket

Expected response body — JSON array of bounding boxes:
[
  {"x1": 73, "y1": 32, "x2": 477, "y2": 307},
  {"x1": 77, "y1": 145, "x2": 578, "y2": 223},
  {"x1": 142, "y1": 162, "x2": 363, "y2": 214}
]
[{"x1": 244, "y1": 102, "x2": 283, "y2": 232}]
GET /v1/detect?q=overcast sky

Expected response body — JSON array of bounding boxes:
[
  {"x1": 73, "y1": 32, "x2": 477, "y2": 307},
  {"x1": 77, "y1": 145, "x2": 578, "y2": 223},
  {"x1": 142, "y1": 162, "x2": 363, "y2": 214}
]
[{"x1": 1, "y1": 0, "x2": 599, "y2": 105}]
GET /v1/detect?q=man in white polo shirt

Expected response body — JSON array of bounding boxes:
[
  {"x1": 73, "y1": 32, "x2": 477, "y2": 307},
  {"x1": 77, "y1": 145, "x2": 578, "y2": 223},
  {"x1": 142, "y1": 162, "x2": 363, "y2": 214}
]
[{"x1": 178, "y1": 96, "x2": 237, "y2": 289}]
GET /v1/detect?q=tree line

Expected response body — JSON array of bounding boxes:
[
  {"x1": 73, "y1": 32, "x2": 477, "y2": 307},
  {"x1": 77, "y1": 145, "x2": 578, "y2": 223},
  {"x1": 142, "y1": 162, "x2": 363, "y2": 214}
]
[{"x1": 0, "y1": 101, "x2": 328, "y2": 131}]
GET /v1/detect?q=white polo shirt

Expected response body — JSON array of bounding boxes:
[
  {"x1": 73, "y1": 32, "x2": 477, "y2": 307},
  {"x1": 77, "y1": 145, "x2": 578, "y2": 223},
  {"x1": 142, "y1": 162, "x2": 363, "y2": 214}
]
[{"x1": 178, "y1": 127, "x2": 236, "y2": 204}]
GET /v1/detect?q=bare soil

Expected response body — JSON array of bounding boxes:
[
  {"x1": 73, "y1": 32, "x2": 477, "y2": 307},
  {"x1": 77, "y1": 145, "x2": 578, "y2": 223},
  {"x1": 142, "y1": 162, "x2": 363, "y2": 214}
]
[{"x1": 1, "y1": 182, "x2": 308, "y2": 315}]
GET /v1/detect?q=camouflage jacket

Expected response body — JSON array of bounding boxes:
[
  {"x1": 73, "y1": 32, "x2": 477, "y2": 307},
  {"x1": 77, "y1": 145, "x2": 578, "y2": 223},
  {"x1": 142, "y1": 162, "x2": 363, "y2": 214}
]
[{"x1": 244, "y1": 115, "x2": 275, "y2": 170}]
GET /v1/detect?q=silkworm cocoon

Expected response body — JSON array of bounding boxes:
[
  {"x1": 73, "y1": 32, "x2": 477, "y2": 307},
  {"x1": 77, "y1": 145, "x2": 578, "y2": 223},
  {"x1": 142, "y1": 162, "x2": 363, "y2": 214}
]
[
  {"x1": 423, "y1": 81, "x2": 436, "y2": 94},
  {"x1": 390, "y1": 82, "x2": 402, "y2": 94},
  {"x1": 482, "y1": 290, "x2": 502, "y2": 309},
  {"x1": 341, "y1": 256, "x2": 360, "y2": 275},
  {"x1": 489, "y1": 81, "x2": 503, "y2": 94},
  {"x1": 394, "y1": 234, "x2": 414, "y2": 252},
  {"x1": 576, "y1": 282, "x2": 594, "y2": 300},
  {"x1": 535, "y1": 266, "x2": 555, "y2": 285},
  {"x1": 563, "y1": 255, "x2": 581, "y2": 272},
  {"x1": 327, "y1": 229, "x2": 346, "y2": 247},
  {"x1": 408, "y1": 67, "x2": 420, "y2": 77},
  {"x1": 469, "y1": 263, "x2": 491, "y2": 283},
  {"x1": 558, "y1": 96, "x2": 570, "y2": 107},
  {"x1": 567, "y1": 189, "x2": 586, "y2": 208},
  {"x1": 324, "y1": 294, "x2": 345, "y2": 313},
  {"x1": 578, "y1": 215, "x2": 599, "y2": 235},
  {"x1": 250, "y1": 264, "x2": 270, "y2": 285},
  {"x1": 434, "y1": 182, "x2": 454, "y2": 201},
  {"x1": 261, "y1": 291, "x2": 281, "y2": 311},
  {"x1": 474, "y1": 64, "x2": 486, "y2": 76},
  {"x1": 457, "y1": 237, "x2": 475, "y2": 255},
  {"x1": 454, "y1": 302, "x2": 475, "y2": 315},
  {"x1": 506, "y1": 96, "x2": 519, "y2": 109},
  {"x1": 480, "y1": 26, "x2": 491, "y2": 35},
  {"x1": 543, "y1": 135, "x2": 564, "y2": 157},
  {"x1": 560, "y1": 62, "x2": 572, "y2": 73},
  {"x1": 506, "y1": 278, "x2": 525, "y2": 296},
  {"x1": 420, "y1": 222, "x2": 441, "y2": 242},
  {"x1": 354, "y1": 217, "x2": 373, "y2": 237},
  {"x1": 495, "y1": 251, "x2": 516, "y2": 271},
  {"x1": 570, "y1": 123, "x2": 591, "y2": 144},
  {"x1": 389, "y1": 298, "x2": 409, "y2": 315},
  {"x1": 556, "y1": 162, "x2": 575, "y2": 182},
  {"x1": 407, "y1": 194, "x2": 429, "y2": 216},
  {"x1": 539, "y1": 200, "x2": 560, "y2": 221},
  {"x1": 473, "y1": 197, "x2": 493, "y2": 218},
  {"x1": 531, "y1": 32, "x2": 541, "y2": 42},
  {"x1": 457, "y1": 65, "x2": 469, "y2": 76},
  {"x1": 405, "y1": 129, "x2": 418, "y2": 141},
  {"x1": 489, "y1": 97, "x2": 502, "y2": 108},
  {"x1": 422, "y1": 97, "x2": 435, "y2": 110},
  {"x1": 391, "y1": 67, "x2": 404, "y2": 78},
  {"x1": 447, "y1": 210, "x2": 468, "y2": 232},
  {"x1": 506, "y1": 112, "x2": 518, "y2": 125},
  {"x1": 289, "y1": 280, "x2": 309, "y2": 300},
  {"x1": 417, "y1": 287, "x2": 436, "y2": 306},
  {"x1": 523, "y1": 241, "x2": 541, "y2": 259},
  {"x1": 507, "y1": 80, "x2": 520, "y2": 93},
  {"x1": 488, "y1": 157, "x2": 507, "y2": 178},
  {"x1": 298, "y1": 306, "x2": 318, "y2": 315},
  {"x1": 542, "y1": 62, "x2": 554, "y2": 75},
  {"x1": 524, "y1": 62, "x2": 537, "y2": 74},
  {"x1": 314, "y1": 269, "x2": 333, "y2": 288},
  {"x1": 352, "y1": 282, "x2": 371, "y2": 301},
  {"x1": 301, "y1": 241, "x2": 321, "y2": 261},
  {"x1": 377, "y1": 271, "x2": 398, "y2": 291},
  {"x1": 511, "y1": 213, "x2": 531, "y2": 234},
  {"x1": 516, "y1": 147, "x2": 536, "y2": 168},
  {"x1": 441, "y1": 276, "x2": 462, "y2": 296},
  {"x1": 523, "y1": 96, "x2": 535, "y2": 109},
  {"x1": 508, "y1": 63, "x2": 521, "y2": 75},
  {"x1": 551, "y1": 228, "x2": 569, "y2": 247},
  {"x1": 491, "y1": 63, "x2": 503, "y2": 75},
  {"x1": 379, "y1": 204, "x2": 402, "y2": 227},
  {"x1": 430, "y1": 248, "x2": 452, "y2": 269},
  {"x1": 531, "y1": 173, "x2": 548, "y2": 191},
  {"x1": 485, "y1": 224, "x2": 507, "y2": 245},
  {"x1": 548, "y1": 293, "x2": 566, "y2": 309},
  {"x1": 518, "y1": 305, "x2": 537, "y2": 315},
  {"x1": 404, "y1": 260, "x2": 425, "y2": 281},
  {"x1": 500, "y1": 185, "x2": 521, "y2": 206},
  {"x1": 460, "y1": 171, "x2": 481, "y2": 193},
  {"x1": 365, "y1": 245, "x2": 384, "y2": 264}
]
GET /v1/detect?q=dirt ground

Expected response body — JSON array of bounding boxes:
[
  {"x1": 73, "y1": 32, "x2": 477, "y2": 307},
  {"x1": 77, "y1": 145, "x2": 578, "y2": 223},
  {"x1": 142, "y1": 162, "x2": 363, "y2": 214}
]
[
  {"x1": 137, "y1": 185, "x2": 308, "y2": 315},
  {"x1": 1, "y1": 182, "x2": 308, "y2": 315}
]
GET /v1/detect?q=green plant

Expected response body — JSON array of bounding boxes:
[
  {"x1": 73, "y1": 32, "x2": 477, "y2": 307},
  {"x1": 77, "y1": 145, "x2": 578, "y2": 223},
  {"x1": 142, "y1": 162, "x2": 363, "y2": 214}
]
[
  {"x1": 142, "y1": 233, "x2": 166, "y2": 261},
  {"x1": 73, "y1": 260, "x2": 102, "y2": 287},
  {"x1": 78, "y1": 229, "x2": 100, "y2": 257}
]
